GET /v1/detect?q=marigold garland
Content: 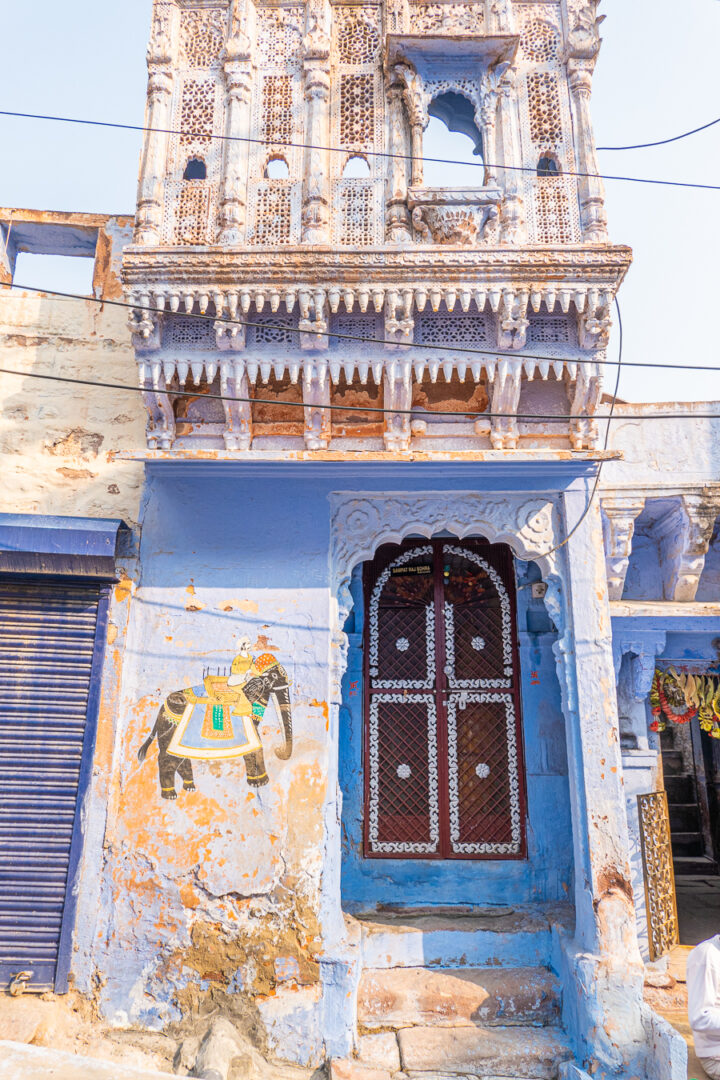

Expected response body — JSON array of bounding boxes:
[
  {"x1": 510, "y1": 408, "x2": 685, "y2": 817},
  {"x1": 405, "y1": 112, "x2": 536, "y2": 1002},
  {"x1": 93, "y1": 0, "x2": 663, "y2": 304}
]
[{"x1": 650, "y1": 668, "x2": 720, "y2": 739}]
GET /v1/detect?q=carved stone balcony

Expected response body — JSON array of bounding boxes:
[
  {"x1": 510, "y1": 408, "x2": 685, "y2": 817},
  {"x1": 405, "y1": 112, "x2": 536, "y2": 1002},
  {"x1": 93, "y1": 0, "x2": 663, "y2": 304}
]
[{"x1": 128, "y1": 282, "x2": 613, "y2": 456}]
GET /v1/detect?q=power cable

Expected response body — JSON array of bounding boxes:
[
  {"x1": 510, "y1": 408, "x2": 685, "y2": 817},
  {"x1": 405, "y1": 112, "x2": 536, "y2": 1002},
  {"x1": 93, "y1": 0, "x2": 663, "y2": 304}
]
[
  {"x1": 535, "y1": 297, "x2": 623, "y2": 560},
  {"x1": 1, "y1": 109, "x2": 719, "y2": 192},
  {"x1": 6, "y1": 280, "x2": 720, "y2": 378},
  {"x1": 597, "y1": 116, "x2": 720, "y2": 152}
]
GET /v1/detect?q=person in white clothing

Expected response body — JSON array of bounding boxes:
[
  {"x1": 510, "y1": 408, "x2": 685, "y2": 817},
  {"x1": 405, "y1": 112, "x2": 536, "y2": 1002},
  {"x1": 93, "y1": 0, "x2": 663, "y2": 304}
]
[{"x1": 687, "y1": 934, "x2": 720, "y2": 1079}]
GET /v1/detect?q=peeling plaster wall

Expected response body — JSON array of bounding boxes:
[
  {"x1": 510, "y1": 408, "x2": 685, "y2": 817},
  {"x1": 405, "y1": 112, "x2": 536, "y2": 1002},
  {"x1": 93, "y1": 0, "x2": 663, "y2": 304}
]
[
  {"x1": 88, "y1": 473, "x2": 335, "y2": 1063},
  {"x1": 0, "y1": 216, "x2": 145, "y2": 528},
  {"x1": 76, "y1": 468, "x2": 593, "y2": 1063},
  {"x1": 603, "y1": 405, "x2": 720, "y2": 489}
]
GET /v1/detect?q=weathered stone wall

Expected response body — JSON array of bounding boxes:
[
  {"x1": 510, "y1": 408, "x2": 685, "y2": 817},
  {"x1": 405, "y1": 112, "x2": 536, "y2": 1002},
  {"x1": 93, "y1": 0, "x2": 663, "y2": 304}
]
[{"x1": 0, "y1": 215, "x2": 145, "y2": 528}]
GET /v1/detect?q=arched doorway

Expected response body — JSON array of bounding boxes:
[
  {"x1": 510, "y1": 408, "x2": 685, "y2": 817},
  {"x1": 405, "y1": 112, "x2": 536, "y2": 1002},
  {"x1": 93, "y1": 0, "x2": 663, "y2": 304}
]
[{"x1": 362, "y1": 539, "x2": 527, "y2": 860}]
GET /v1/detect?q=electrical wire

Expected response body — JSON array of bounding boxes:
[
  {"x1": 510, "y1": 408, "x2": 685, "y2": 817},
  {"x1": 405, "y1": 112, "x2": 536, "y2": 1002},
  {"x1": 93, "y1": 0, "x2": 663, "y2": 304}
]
[
  {"x1": 2, "y1": 350, "x2": 718, "y2": 423},
  {"x1": 1, "y1": 109, "x2": 719, "y2": 193},
  {"x1": 597, "y1": 116, "x2": 720, "y2": 152},
  {"x1": 6, "y1": 280, "x2": 720, "y2": 378},
  {"x1": 535, "y1": 297, "x2": 623, "y2": 560}
]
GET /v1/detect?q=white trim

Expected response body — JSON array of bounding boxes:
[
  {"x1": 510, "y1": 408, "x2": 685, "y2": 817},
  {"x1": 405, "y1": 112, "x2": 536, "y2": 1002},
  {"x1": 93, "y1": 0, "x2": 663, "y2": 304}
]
[
  {"x1": 443, "y1": 545, "x2": 514, "y2": 689},
  {"x1": 447, "y1": 692, "x2": 522, "y2": 854},
  {"x1": 368, "y1": 693, "x2": 440, "y2": 854},
  {"x1": 368, "y1": 545, "x2": 436, "y2": 689}
]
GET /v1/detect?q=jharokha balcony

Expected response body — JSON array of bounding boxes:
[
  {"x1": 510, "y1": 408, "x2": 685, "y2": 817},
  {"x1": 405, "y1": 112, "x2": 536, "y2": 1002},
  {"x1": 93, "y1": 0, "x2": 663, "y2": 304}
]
[{"x1": 124, "y1": 250, "x2": 629, "y2": 455}]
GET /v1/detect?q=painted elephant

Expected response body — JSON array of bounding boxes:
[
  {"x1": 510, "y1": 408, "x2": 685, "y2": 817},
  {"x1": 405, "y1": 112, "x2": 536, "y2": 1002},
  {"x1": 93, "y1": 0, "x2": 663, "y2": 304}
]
[{"x1": 138, "y1": 660, "x2": 293, "y2": 799}]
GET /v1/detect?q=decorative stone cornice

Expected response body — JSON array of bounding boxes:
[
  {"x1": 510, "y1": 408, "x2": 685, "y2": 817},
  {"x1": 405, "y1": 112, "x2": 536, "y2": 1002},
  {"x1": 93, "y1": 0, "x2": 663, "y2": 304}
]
[{"x1": 122, "y1": 245, "x2": 633, "y2": 307}]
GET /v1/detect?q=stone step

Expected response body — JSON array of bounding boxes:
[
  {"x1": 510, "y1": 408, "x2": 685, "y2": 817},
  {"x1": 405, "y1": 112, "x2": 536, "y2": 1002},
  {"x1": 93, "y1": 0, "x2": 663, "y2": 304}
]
[
  {"x1": 664, "y1": 775, "x2": 695, "y2": 803},
  {"x1": 668, "y1": 801, "x2": 701, "y2": 832},
  {"x1": 661, "y1": 750, "x2": 685, "y2": 775},
  {"x1": 357, "y1": 904, "x2": 572, "y2": 970},
  {"x1": 358, "y1": 967, "x2": 560, "y2": 1029},
  {"x1": 0, "y1": 1040, "x2": 177, "y2": 1080},
  {"x1": 673, "y1": 854, "x2": 720, "y2": 876},
  {"x1": 397, "y1": 1023, "x2": 573, "y2": 1078},
  {"x1": 670, "y1": 831, "x2": 705, "y2": 857}
]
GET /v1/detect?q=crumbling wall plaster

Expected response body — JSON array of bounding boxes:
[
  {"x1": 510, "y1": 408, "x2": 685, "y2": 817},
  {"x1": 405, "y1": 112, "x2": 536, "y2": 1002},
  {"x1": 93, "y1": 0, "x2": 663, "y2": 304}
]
[{"x1": 0, "y1": 216, "x2": 145, "y2": 528}]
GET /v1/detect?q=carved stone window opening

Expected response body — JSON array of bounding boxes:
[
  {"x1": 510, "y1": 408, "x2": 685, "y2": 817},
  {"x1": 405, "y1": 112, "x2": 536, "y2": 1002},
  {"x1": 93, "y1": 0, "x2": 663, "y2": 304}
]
[
  {"x1": 342, "y1": 154, "x2": 372, "y2": 178},
  {"x1": 183, "y1": 156, "x2": 207, "y2": 180},
  {"x1": 330, "y1": 313, "x2": 380, "y2": 348},
  {"x1": 416, "y1": 312, "x2": 490, "y2": 347},
  {"x1": 247, "y1": 6, "x2": 304, "y2": 245},
  {"x1": 261, "y1": 74, "x2": 294, "y2": 152},
  {"x1": 428, "y1": 91, "x2": 484, "y2": 159},
  {"x1": 331, "y1": 5, "x2": 384, "y2": 245},
  {"x1": 519, "y1": 18, "x2": 560, "y2": 65},
  {"x1": 537, "y1": 152, "x2": 560, "y2": 177},
  {"x1": 335, "y1": 7, "x2": 380, "y2": 64},
  {"x1": 162, "y1": 315, "x2": 216, "y2": 351},
  {"x1": 164, "y1": 20, "x2": 224, "y2": 245},
  {"x1": 526, "y1": 316, "x2": 574, "y2": 347},
  {"x1": 179, "y1": 8, "x2": 227, "y2": 70},
  {"x1": 265, "y1": 155, "x2": 290, "y2": 179},
  {"x1": 533, "y1": 177, "x2": 574, "y2": 243},
  {"x1": 517, "y1": 17, "x2": 580, "y2": 243},
  {"x1": 248, "y1": 313, "x2": 300, "y2": 349}
]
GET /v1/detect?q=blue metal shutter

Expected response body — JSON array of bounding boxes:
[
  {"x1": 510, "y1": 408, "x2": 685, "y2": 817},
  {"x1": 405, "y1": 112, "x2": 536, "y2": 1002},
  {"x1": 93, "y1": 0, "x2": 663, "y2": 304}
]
[{"x1": 0, "y1": 580, "x2": 108, "y2": 992}]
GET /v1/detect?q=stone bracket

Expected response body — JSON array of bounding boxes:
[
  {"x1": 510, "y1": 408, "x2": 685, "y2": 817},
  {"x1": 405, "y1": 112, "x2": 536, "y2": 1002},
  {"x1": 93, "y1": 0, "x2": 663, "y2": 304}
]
[
  {"x1": 601, "y1": 496, "x2": 645, "y2": 601},
  {"x1": 129, "y1": 308, "x2": 162, "y2": 351},
  {"x1": 653, "y1": 494, "x2": 720, "y2": 602},
  {"x1": 612, "y1": 629, "x2": 667, "y2": 700}
]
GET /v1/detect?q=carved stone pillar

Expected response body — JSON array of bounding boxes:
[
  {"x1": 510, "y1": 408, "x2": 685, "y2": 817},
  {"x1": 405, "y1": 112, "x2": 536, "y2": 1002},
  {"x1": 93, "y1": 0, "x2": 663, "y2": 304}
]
[
  {"x1": 394, "y1": 63, "x2": 426, "y2": 188},
  {"x1": 601, "y1": 496, "x2": 645, "y2": 600},
  {"x1": 554, "y1": 490, "x2": 646, "y2": 1070},
  {"x1": 383, "y1": 360, "x2": 412, "y2": 452},
  {"x1": 497, "y1": 289, "x2": 529, "y2": 350},
  {"x1": 385, "y1": 77, "x2": 412, "y2": 243},
  {"x1": 303, "y1": 359, "x2": 331, "y2": 449},
  {"x1": 217, "y1": 32, "x2": 253, "y2": 245},
  {"x1": 488, "y1": 0, "x2": 514, "y2": 33},
  {"x1": 219, "y1": 359, "x2": 253, "y2": 450},
  {"x1": 566, "y1": 58, "x2": 608, "y2": 243},
  {"x1": 301, "y1": 2, "x2": 332, "y2": 244},
  {"x1": 494, "y1": 67, "x2": 526, "y2": 243},
  {"x1": 131, "y1": 310, "x2": 175, "y2": 449},
  {"x1": 489, "y1": 357, "x2": 522, "y2": 449},
  {"x1": 135, "y1": 14, "x2": 174, "y2": 245}
]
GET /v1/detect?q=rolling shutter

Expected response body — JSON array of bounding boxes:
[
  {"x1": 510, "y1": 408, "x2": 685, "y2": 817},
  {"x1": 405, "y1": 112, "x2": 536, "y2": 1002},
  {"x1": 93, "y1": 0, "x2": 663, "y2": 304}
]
[{"x1": 0, "y1": 580, "x2": 108, "y2": 992}]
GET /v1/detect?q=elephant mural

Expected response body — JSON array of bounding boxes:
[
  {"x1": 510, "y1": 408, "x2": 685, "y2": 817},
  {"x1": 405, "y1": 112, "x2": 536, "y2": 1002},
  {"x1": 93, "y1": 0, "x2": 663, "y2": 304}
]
[{"x1": 138, "y1": 642, "x2": 293, "y2": 799}]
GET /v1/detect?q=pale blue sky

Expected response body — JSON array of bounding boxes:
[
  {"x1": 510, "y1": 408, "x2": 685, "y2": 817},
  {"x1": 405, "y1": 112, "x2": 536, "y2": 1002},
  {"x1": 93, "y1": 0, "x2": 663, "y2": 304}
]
[{"x1": 1, "y1": 0, "x2": 718, "y2": 402}]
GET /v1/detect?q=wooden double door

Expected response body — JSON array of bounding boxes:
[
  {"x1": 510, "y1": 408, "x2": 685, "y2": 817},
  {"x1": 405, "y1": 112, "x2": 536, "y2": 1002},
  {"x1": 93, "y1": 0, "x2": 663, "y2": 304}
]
[{"x1": 363, "y1": 540, "x2": 527, "y2": 860}]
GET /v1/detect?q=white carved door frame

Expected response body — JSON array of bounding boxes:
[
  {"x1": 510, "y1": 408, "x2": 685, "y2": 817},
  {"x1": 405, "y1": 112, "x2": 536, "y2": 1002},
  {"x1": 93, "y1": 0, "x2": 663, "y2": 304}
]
[{"x1": 322, "y1": 487, "x2": 645, "y2": 1071}]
